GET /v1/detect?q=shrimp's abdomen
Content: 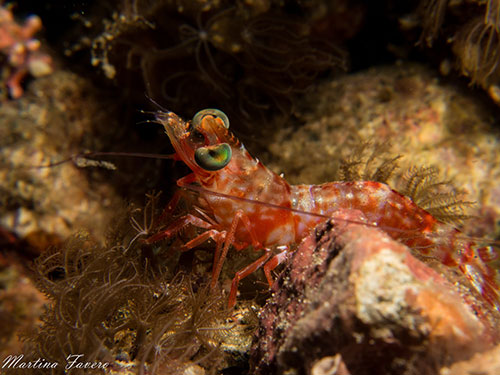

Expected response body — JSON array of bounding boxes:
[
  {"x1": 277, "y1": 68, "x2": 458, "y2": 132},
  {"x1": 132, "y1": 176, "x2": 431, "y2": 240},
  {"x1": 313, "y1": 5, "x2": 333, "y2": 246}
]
[
  {"x1": 292, "y1": 181, "x2": 436, "y2": 243},
  {"x1": 291, "y1": 181, "x2": 500, "y2": 310}
]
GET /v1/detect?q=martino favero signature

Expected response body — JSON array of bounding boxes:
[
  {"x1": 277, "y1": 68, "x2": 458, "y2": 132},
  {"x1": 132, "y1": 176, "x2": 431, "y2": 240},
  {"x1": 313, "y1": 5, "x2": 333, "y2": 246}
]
[{"x1": 2, "y1": 354, "x2": 109, "y2": 370}]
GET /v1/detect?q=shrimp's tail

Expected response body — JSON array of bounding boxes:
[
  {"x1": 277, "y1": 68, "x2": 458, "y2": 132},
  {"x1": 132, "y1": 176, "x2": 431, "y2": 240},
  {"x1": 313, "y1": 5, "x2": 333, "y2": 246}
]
[{"x1": 459, "y1": 243, "x2": 500, "y2": 311}]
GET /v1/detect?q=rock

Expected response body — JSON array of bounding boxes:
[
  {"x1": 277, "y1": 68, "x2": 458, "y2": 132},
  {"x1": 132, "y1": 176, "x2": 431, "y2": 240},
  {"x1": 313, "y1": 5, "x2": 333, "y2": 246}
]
[
  {"x1": 440, "y1": 343, "x2": 500, "y2": 375},
  {"x1": 251, "y1": 209, "x2": 499, "y2": 375},
  {"x1": 311, "y1": 355, "x2": 351, "y2": 375},
  {"x1": 0, "y1": 256, "x2": 47, "y2": 358},
  {"x1": 0, "y1": 69, "x2": 165, "y2": 251}
]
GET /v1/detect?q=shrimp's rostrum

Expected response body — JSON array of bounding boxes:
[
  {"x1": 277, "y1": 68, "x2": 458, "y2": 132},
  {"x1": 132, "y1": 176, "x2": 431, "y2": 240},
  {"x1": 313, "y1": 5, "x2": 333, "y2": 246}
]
[{"x1": 153, "y1": 108, "x2": 500, "y2": 309}]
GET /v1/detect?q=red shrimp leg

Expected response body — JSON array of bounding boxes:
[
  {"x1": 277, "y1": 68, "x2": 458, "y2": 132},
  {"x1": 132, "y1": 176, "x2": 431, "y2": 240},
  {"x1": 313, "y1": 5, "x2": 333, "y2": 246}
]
[
  {"x1": 153, "y1": 189, "x2": 184, "y2": 227},
  {"x1": 458, "y1": 244, "x2": 500, "y2": 311},
  {"x1": 176, "y1": 173, "x2": 197, "y2": 187},
  {"x1": 146, "y1": 180, "x2": 200, "y2": 233},
  {"x1": 227, "y1": 249, "x2": 291, "y2": 308},
  {"x1": 210, "y1": 209, "x2": 262, "y2": 289},
  {"x1": 146, "y1": 213, "x2": 232, "y2": 283},
  {"x1": 147, "y1": 205, "x2": 264, "y2": 306},
  {"x1": 228, "y1": 252, "x2": 272, "y2": 308},
  {"x1": 263, "y1": 249, "x2": 291, "y2": 286},
  {"x1": 145, "y1": 214, "x2": 213, "y2": 243},
  {"x1": 180, "y1": 229, "x2": 224, "y2": 251}
]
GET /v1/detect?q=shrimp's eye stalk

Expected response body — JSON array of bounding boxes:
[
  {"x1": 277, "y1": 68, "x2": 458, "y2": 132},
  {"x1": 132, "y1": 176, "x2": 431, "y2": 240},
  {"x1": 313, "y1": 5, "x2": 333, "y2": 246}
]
[
  {"x1": 193, "y1": 108, "x2": 230, "y2": 129},
  {"x1": 194, "y1": 143, "x2": 232, "y2": 171}
]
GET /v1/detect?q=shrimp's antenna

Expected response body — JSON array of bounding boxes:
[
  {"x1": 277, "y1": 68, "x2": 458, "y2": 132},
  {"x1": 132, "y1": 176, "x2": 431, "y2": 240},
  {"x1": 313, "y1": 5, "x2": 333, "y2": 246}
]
[
  {"x1": 144, "y1": 92, "x2": 169, "y2": 112},
  {"x1": 137, "y1": 109, "x2": 158, "y2": 117},
  {"x1": 28, "y1": 151, "x2": 176, "y2": 169}
]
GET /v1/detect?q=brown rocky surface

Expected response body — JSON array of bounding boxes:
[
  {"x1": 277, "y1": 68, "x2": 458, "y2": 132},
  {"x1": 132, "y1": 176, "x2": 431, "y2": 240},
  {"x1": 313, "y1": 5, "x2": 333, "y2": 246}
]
[
  {"x1": 251, "y1": 209, "x2": 499, "y2": 375},
  {"x1": 440, "y1": 343, "x2": 500, "y2": 375}
]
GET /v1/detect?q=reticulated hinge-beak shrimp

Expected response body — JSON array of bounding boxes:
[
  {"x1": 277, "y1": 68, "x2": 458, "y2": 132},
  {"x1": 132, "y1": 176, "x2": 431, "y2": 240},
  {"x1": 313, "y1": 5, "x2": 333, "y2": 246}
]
[{"x1": 150, "y1": 108, "x2": 499, "y2": 310}]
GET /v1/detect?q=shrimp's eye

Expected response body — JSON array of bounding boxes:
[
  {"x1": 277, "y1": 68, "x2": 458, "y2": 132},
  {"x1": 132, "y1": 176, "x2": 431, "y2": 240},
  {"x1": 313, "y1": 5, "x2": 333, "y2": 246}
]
[
  {"x1": 194, "y1": 143, "x2": 232, "y2": 171},
  {"x1": 193, "y1": 108, "x2": 230, "y2": 129}
]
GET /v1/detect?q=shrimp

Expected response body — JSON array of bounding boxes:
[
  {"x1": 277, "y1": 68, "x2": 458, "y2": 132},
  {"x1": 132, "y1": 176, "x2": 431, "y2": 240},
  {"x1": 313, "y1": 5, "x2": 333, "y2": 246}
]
[{"x1": 151, "y1": 108, "x2": 500, "y2": 310}]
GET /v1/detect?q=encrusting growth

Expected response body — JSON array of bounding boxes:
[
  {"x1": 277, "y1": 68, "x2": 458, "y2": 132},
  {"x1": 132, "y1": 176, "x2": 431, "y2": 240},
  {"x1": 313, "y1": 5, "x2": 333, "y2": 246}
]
[{"x1": 0, "y1": 4, "x2": 52, "y2": 99}]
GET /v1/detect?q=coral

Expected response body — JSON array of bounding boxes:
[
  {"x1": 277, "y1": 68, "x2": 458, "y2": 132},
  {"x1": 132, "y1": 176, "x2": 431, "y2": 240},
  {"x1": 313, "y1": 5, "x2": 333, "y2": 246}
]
[
  {"x1": 3, "y1": 191, "x2": 255, "y2": 375},
  {"x1": 251, "y1": 210, "x2": 500, "y2": 375},
  {"x1": 453, "y1": 10, "x2": 500, "y2": 88},
  {"x1": 417, "y1": 0, "x2": 500, "y2": 92},
  {"x1": 337, "y1": 141, "x2": 402, "y2": 184},
  {"x1": 417, "y1": 0, "x2": 449, "y2": 47},
  {"x1": 16, "y1": 229, "x2": 237, "y2": 374},
  {"x1": 399, "y1": 166, "x2": 473, "y2": 225},
  {"x1": 0, "y1": 3, "x2": 53, "y2": 99}
]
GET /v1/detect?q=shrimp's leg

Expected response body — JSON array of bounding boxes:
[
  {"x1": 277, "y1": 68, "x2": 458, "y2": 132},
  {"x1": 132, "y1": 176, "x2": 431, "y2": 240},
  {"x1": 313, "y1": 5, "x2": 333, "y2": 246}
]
[
  {"x1": 211, "y1": 209, "x2": 262, "y2": 289},
  {"x1": 146, "y1": 181, "x2": 199, "y2": 232},
  {"x1": 145, "y1": 214, "x2": 213, "y2": 243},
  {"x1": 147, "y1": 214, "x2": 231, "y2": 276},
  {"x1": 227, "y1": 248, "x2": 291, "y2": 308},
  {"x1": 180, "y1": 229, "x2": 224, "y2": 251},
  {"x1": 153, "y1": 190, "x2": 184, "y2": 226},
  {"x1": 228, "y1": 252, "x2": 272, "y2": 308},
  {"x1": 263, "y1": 248, "x2": 291, "y2": 287}
]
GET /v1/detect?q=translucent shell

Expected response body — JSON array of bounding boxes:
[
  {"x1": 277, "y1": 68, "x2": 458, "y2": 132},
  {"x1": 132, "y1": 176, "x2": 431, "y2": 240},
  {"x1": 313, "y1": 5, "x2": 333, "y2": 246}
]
[{"x1": 192, "y1": 108, "x2": 230, "y2": 129}]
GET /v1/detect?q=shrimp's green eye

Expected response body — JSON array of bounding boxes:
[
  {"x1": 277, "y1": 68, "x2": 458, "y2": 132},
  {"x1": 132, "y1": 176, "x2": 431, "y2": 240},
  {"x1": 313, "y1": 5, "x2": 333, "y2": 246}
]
[
  {"x1": 194, "y1": 143, "x2": 232, "y2": 171},
  {"x1": 193, "y1": 108, "x2": 230, "y2": 129}
]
